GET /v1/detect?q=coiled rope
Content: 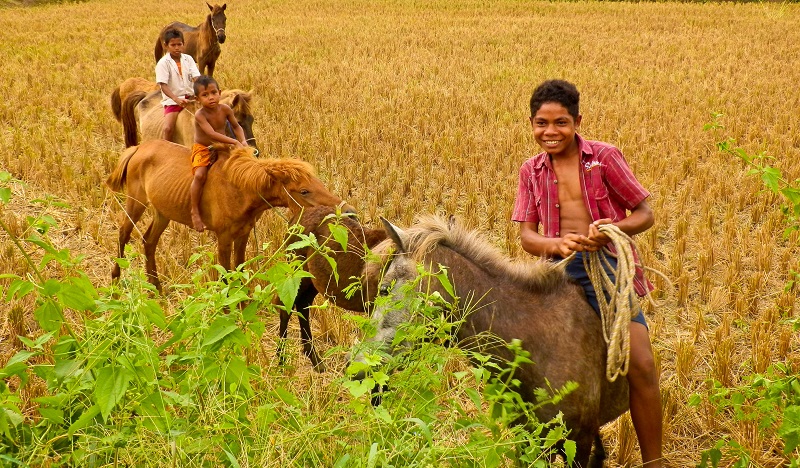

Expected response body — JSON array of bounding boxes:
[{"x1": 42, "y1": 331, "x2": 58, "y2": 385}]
[{"x1": 563, "y1": 224, "x2": 667, "y2": 382}]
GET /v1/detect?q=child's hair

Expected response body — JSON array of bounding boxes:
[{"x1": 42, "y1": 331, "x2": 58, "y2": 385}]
[
  {"x1": 530, "y1": 80, "x2": 580, "y2": 119},
  {"x1": 194, "y1": 75, "x2": 219, "y2": 95},
  {"x1": 162, "y1": 28, "x2": 184, "y2": 45}
]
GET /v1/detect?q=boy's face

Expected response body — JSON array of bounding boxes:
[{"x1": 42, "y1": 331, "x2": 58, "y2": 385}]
[
  {"x1": 196, "y1": 83, "x2": 220, "y2": 108},
  {"x1": 166, "y1": 38, "x2": 184, "y2": 58},
  {"x1": 530, "y1": 102, "x2": 582, "y2": 156}
]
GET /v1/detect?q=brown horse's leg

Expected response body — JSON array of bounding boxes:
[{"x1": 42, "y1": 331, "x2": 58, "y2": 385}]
[
  {"x1": 206, "y1": 59, "x2": 215, "y2": 78},
  {"x1": 233, "y1": 233, "x2": 249, "y2": 270},
  {"x1": 216, "y1": 233, "x2": 234, "y2": 272},
  {"x1": 112, "y1": 197, "x2": 148, "y2": 281},
  {"x1": 295, "y1": 283, "x2": 324, "y2": 372},
  {"x1": 142, "y1": 212, "x2": 171, "y2": 292}
]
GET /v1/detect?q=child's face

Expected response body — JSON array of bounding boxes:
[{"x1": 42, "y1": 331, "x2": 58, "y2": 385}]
[
  {"x1": 530, "y1": 102, "x2": 582, "y2": 156},
  {"x1": 166, "y1": 38, "x2": 184, "y2": 58},
  {"x1": 196, "y1": 83, "x2": 220, "y2": 108}
]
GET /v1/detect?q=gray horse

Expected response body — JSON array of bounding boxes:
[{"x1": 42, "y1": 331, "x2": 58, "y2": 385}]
[{"x1": 352, "y1": 214, "x2": 629, "y2": 467}]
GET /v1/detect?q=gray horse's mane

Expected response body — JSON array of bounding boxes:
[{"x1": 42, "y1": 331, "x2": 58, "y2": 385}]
[{"x1": 374, "y1": 214, "x2": 569, "y2": 292}]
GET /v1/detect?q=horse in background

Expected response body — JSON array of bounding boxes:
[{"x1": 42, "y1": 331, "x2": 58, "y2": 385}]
[
  {"x1": 154, "y1": 3, "x2": 227, "y2": 77},
  {"x1": 110, "y1": 77, "x2": 159, "y2": 122},
  {"x1": 278, "y1": 206, "x2": 387, "y2": 371},
  {"x1": 105, "y1": 140, "x2": 351, "y2": 292},
  {"x1": 120, "y1": 86, "x2": 257, "y2": 149},
  {"x1": 352, "y1": 215, "x2": 629, "y2": 467}
]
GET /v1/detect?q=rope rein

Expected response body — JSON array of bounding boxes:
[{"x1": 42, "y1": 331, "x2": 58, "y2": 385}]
[{"x1": 563, "y1": 224, "x2": 667, "y2": 382}]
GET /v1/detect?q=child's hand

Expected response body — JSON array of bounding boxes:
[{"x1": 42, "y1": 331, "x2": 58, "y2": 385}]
[
  {"x1": 234, "y1": 141, "x2": 245, "y2": 148},
  {"x1": 588, "y1": 219, "x2": 613, "y2": 246}
]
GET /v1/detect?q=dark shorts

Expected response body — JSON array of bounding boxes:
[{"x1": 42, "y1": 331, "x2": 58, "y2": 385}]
[
  {"x1": 163, "y1": 104, "x2": 183, "y2": 115},
  {"x1": 564, "y1": 252, "x2": 648, "y2": 329}
]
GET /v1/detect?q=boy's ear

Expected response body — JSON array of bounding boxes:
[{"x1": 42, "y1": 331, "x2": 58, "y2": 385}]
[{"x1": 575, "y1": 114, "x2": 583, "y2": 127}]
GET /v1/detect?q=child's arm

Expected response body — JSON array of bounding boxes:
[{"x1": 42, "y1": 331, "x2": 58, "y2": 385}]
[
  {"x1": 159, "y1": 83, "x2": 190, "y2": 107},
  {"x1": 587, "y1": 199, "x2": 654, "y2": 245},
  {"x1": 195, "y1": 111, "x2": 243, "y2": 146},
  {"x1": 519, "y1": 222, "x2": 598, "y2": 258},
  {"x1": 226, "y1": 107, "x2": 247, "y2": 146}
]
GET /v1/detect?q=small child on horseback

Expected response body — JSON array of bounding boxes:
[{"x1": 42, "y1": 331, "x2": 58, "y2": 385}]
[
  {"x1": 512, "y1": 80, "x2": 664, "y2": 466},
  {"x1": 190, "y1": 75, "x2": 247, "y2": 232},
  {"x1": 155, "y1": 28, "x2": 200, "y2": 143}
]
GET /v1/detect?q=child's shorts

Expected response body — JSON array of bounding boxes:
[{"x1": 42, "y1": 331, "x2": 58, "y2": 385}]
[
  {"x1": 164, "y1": 104, "x2": 183, "y2": 115},
  {"x1": 563, "y1": 252, "x2": 648, "y2": 329},
  {"x1": 191, "y1": 144, "x2": 212, "y2": 174}
]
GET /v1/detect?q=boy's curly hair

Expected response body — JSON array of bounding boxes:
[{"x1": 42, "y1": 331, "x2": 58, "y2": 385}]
[{"x1": 530, "y1": 80, "x2": 580, "y2": 119}]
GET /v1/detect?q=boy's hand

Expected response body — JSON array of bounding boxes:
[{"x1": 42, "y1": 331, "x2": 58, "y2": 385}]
[
  {"x1": 588, "y1": 219, "x2": 613, "y2": 246},
  {"x1": 234, "y1": 141, "x2": 245, "y2": 148},
  {"x1": 176, "y1": 97, "x2": 190, "y2": 107},
  {"x1": 556, "y1": 233, "x2": 603, "y2": 256}
]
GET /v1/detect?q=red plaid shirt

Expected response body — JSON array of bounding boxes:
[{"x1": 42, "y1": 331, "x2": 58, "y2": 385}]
[{"x1": 512, "y1": 133, "x2": 653, "y2": 296}]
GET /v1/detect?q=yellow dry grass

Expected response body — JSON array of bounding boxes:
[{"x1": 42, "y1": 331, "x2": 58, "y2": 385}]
[{"x1": 1, "y1": 0, "x2": 799, "y2": 466}]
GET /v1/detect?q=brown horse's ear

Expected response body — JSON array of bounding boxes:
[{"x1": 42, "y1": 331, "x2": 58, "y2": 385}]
[
  {"x1": 380, "y1": 217, "x2": 408, "y2": 254},
  {"x1": 447, "y1": 214, "x2": 457, "y2": 229},
  {"x1": 207, "y1": 2, "x2": 213, "y2": 11},
  {"x1": 222, "y1": 4, "x2": 226, "y2": 11},
  {"x1": 230, "y1": 94, "x2": 240, "y2": 108}
]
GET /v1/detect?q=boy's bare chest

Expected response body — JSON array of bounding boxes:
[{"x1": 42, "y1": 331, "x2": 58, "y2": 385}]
[
  {"x1": 202, "y1": 109, "x2": 229, "y2": 132},
  {"x1": 551, "y1": 160, "x2": 584, "y2": 203}
]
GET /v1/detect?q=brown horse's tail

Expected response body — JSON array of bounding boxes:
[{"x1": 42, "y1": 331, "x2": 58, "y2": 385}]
[
  {"x1": 121, "y1": 90, "x2": 147, "y2": 147},
  {"x1": 110, "y1": 87, "x2": 123, "y2": 122},
  {"x1": 154, "y1": 38, "x2": 164, "y2": 62},
  {"x1": 106, "y1": 146, "x2": 139, "y2": 192}
]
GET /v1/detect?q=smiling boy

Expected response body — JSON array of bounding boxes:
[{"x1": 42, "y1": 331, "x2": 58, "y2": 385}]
[
  {"x1": 512, "y1": 80, "x2": 663, "y2": 466},
  {"x1": 190, "y1": 75, "x2": 247, "y2": 232}
]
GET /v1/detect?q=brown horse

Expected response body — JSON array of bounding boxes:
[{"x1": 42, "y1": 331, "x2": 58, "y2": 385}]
[
  {"x1": 278, "y1": 206, "x2": 387, "y2": 371},
  {"x1": 110, "y1": 77, "x2": 159, "y2": 122},
  {"x1": 120, "y1": 87, "x2": 257, "y2": 149},
  {"x1": 105, "y1": 140, "x2": 351, "y2": 292},
  {"x1": 353, "y1": 215, "x2": 629, "y2": 467},
  {"x1": 154, "y1": 3, "x2": 227, "y2": 77}
]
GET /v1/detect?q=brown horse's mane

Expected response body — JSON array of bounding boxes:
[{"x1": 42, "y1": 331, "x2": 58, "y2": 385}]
[
  {"x1": 221, "y1": 149, "x2": 315, "y2": 193},
  {"x1": 372, "y1": 214, "x2": 568, "y2": 292}
]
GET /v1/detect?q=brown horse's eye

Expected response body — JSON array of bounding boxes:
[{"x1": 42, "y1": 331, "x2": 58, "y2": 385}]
[
  {"x1": 300, "y1": 189, "x2": 310, "y2": 196},
  {"x1": 379, "y1": 284, "x2": 390, "y2": 296}
]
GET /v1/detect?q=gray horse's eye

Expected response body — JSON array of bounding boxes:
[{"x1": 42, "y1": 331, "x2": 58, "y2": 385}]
[{"x1": 379, "y1": 284, "x2": 390, "y2": 296}]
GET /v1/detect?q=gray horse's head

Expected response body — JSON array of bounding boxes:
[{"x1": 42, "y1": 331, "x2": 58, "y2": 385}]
[{"x1": 348, "y1": 218, "x2": 418, "y2": 380}]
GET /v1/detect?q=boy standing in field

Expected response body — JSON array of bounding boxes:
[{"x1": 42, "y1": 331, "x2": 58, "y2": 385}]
[
  {"x1": 512, "y1": 80, "x2": 663, "y2": 466},
  {"x1": 155, "y1": 28, "x2": 200, "y2": 142},
  {"x1": 190, "y1": 75, "x2": 247, "y2": 232}
]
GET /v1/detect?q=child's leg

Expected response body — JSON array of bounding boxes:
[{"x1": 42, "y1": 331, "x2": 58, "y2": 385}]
[
  {"x1": 628, "y1": 322, "x2": 663, "y2": 467},
  {"x1": 163, "y1": 110, "x2": 180, "y2": 142},
  {"x1": 190, "y1": 166, "x2": 208, "y2": 232}
]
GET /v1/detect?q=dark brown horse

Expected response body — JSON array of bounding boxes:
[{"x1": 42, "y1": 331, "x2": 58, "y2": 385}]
[
  {"x1": 120, "y1": 86, "x2": 256, "y2": 149},
  {"x1": 154, "y1": 3, "x2": 227, "y2": 77},
  {"x1": 105, "y1": 140, "x2": 351, "y2": 292},
  {"x1": 354, "y1": 215, "x2": 629, "y2": 467},
  {"x1": 278, "y1": 206, "x2": 387, "y2": 371}
]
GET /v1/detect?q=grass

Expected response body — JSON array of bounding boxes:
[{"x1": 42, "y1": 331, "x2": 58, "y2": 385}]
[{"x1": 1, "y1": 0, "x2": 799, "y2": 466}]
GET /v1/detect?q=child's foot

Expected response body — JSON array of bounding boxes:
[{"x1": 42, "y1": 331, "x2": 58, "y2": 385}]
[{"x1": 191, "y1": 213, "x2": 206, "y2": 232}]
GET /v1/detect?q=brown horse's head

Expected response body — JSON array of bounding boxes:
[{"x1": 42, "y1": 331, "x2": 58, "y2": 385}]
[
  {"x1": 220, "y1": 89, "x2": 257, "y2": 150},
  {"x1": 222, "y1": 150, "x2": 355, "y2": 214},
  {"x1": 207, "y1": 3, "x2": 227, "y2": 44}
]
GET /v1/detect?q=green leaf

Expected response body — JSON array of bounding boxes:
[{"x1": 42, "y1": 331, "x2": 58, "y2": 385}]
[
  {"x1": 0, "y1": 187, "x2": 10, "y2": 204},
  {"x1": 42, "y1": 279, "x2": 61, "y2": 296},
  {"x1": 57, "y1": 283, "x2": 96, "y2": 312},
  {"x1": 139, "y1": 300, "x2": 167, "y2": 329},
  {"x1": 38, "y1": 407, "x2": 64, "y2": 424},
  {"x1": 328, "y1": 223, "x2": 349, "y2": 252},
  {"x1": 137, "y1": 392, "x2": 169, "y2": 433},
  {"x1": 202, "y1": 317, "x2": 240, "y2": 348},
  {"x1": 5, "y1": 279, "x2": 34, "y2": 302},
  {"x1": 274, "y1": 387, "x2": 301, "y2": 408},
  {"x1": 68, "y1": 404, "x2": 101, "y2": 436},
  {"x1": 34, "y1": 299, "x2": 63, "y2": 332},
  {"x1": 225, "y1": 357, "x2": 253, "y2": 397},
  {"x1": 95, "y1": 367, "x2": 132, "y2": 421}
]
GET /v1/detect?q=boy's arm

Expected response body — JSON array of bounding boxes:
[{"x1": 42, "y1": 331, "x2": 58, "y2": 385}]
[
  {"x1": 588, "y1": 199, "x2": 654, "y2": 244},
  {"x1": 520, "y1": 222, "x2": 597, "y2": 258},
  {"x1": 159, "y1": 83, "x2": 190, "y2": 106},
  {"x1": 225, "y1": 107, "x2": 247, "y2": 145},
  {"x1": 195, "y1": 112, "x2": 242, "y2": 146}
]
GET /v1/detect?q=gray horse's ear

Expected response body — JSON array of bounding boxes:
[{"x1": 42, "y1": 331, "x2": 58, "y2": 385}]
[
  {"x1": 380, "y1": 217, "x2": 407, "y2": 254},
  {"x1": 448, "y1": 214, "x2": 457, "y2": 229}
]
